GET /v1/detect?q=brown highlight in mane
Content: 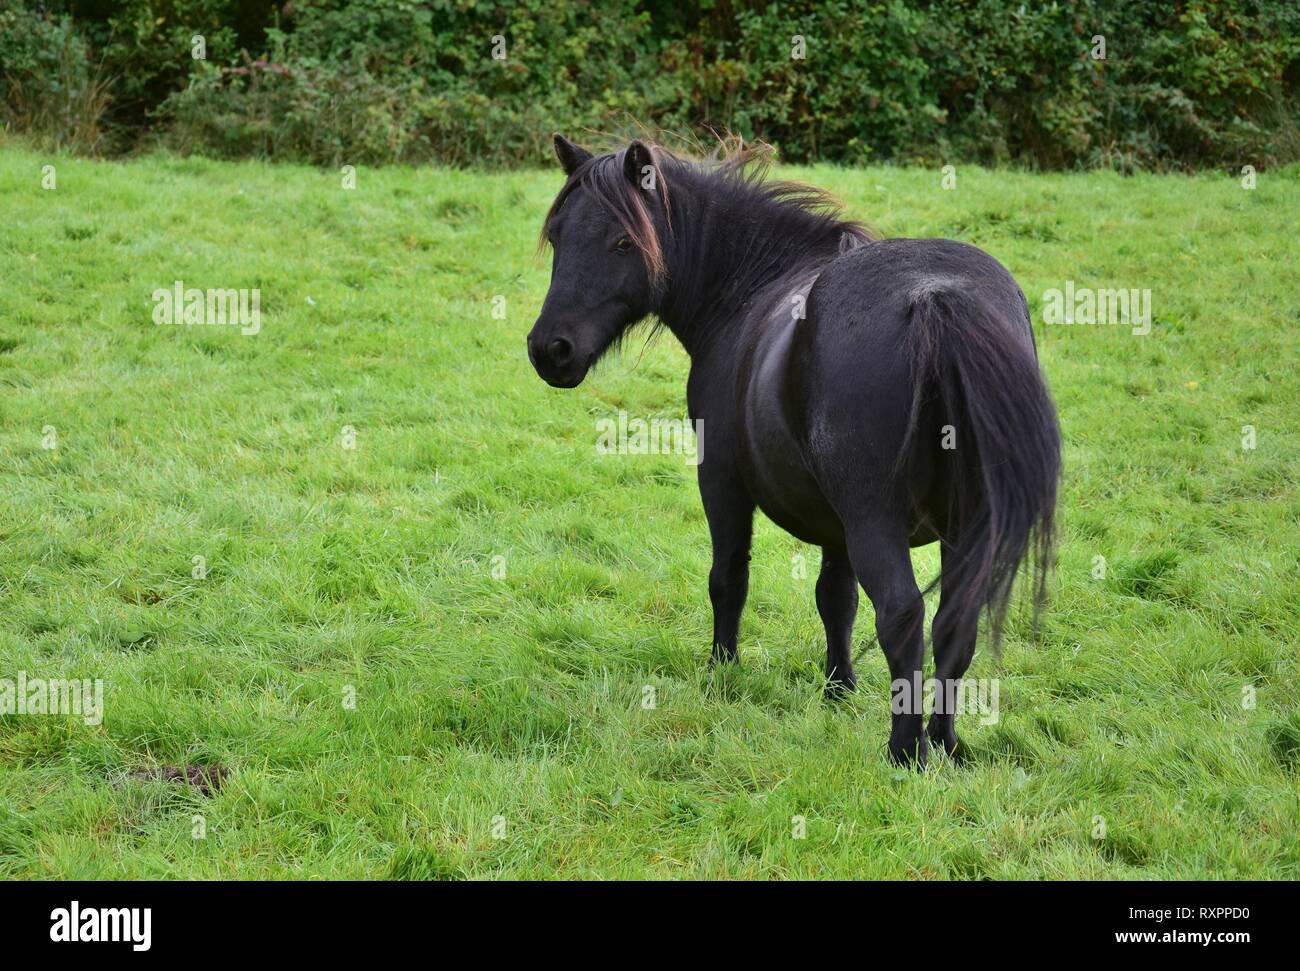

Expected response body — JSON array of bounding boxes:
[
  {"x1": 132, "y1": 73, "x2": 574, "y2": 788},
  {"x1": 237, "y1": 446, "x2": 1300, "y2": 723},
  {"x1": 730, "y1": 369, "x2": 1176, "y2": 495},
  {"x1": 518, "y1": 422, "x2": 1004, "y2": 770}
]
[
  {"x1": 538, "y1": 138, "x2": 874, "y2": 284},
  {"x1": 538, "y1": 143, "x2": 672, "y2": 280}
]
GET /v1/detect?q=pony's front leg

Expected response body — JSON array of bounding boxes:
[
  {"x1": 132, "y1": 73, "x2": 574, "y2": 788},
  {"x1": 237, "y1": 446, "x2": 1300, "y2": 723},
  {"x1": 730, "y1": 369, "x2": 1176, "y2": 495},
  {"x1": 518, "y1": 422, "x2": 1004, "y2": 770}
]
[{"x1": 700, "y1": 477, "x2": 755, "y2": 665}]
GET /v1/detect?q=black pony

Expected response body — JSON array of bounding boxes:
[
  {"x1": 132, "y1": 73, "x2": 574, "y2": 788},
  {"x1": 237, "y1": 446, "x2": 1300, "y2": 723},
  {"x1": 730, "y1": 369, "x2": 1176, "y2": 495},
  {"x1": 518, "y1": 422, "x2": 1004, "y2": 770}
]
[{"x1": 527, "y1": 135, "x2": 1060, "y2": 767}]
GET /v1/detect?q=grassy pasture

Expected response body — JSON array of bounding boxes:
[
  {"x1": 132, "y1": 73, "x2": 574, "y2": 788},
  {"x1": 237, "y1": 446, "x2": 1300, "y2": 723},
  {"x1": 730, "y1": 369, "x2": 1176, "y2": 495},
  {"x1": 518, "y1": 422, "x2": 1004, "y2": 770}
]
[{"x1": 0, "y1": 143, "x2": 1297, "y2": 878}]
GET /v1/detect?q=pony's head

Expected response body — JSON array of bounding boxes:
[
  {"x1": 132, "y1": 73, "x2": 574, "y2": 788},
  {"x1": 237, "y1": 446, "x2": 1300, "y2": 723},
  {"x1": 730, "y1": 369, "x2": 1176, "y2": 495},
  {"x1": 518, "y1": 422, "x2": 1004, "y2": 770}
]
[{"x1": 527, "y1": 134, "x2": 668, "y2": 388}]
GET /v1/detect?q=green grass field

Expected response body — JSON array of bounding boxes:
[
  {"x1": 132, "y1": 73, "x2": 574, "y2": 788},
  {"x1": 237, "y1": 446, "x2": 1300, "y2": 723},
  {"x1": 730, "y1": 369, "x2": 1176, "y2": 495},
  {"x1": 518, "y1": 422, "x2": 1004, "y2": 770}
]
[{"x1": 1, "y1": 141, "x2": 1297, "y2": 879}]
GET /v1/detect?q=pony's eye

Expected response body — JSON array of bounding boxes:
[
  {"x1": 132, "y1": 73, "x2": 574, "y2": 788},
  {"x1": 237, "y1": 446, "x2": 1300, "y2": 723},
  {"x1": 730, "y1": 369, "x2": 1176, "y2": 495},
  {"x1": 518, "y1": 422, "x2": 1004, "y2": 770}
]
[{"x1": 613, "y1": 237, "x2": 633, "y2": 254}]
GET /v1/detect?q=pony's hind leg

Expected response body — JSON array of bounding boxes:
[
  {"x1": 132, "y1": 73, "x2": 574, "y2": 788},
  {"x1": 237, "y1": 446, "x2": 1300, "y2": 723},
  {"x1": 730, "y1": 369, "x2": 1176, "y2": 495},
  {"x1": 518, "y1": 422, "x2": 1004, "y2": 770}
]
[
  {"x1": 816, "y1": 548, "x2": 858, "y2": 697},
  {"x1": 927, "y1": 541, "x2": 978, "y2": 761},
  {"x1": 845, "y1": 521, "x2": 928, "y2": 767}
]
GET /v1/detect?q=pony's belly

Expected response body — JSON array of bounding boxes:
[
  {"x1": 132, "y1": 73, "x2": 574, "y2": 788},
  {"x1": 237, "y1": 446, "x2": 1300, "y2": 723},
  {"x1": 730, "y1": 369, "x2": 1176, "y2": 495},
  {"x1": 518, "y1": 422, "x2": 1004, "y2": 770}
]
[
  {"x1": 738, "y1": 315, "x2": 845, "y2": 547},
  {"x1": 755, "y1": 484, "x2": 844, "y2": 547},
  {"x1": 741, "y1": 406, "x2": 841, "y2": 545}
]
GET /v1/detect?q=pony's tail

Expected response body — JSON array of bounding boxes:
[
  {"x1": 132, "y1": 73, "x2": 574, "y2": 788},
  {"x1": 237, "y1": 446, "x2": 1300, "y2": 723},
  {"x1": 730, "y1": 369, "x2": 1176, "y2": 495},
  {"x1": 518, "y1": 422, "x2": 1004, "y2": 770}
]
[{"x1": 902, "y1": 285, "x2": 1061, "y2": 653}]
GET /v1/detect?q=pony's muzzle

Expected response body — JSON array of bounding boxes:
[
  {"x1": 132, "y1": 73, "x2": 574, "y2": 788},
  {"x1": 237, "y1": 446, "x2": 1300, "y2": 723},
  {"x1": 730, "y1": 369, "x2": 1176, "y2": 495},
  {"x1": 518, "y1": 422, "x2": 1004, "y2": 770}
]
[
  {"x1": 546, "y1": 336, "x2": 574, "y2": 367},
  {"x1": 526, "y1": 331, "x2": 588, "y2": 388}
]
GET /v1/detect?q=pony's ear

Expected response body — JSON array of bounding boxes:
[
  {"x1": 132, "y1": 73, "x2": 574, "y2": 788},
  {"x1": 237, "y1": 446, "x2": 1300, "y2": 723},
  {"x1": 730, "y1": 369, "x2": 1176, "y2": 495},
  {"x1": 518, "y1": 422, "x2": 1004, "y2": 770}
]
[
  {"x1": 623, "y1": 140, "x2": 655, "y2": 191},
  {"x1": 553, "y1": 134, "x2": 592, "y2": 176}
]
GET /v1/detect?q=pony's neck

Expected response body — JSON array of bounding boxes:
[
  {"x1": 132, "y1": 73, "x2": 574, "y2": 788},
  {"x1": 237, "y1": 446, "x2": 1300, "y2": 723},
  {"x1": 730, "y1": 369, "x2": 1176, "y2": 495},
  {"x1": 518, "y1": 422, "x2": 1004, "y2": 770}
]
[{"x1": 655, "y1": 172, "x2": 852, "y2": 356}]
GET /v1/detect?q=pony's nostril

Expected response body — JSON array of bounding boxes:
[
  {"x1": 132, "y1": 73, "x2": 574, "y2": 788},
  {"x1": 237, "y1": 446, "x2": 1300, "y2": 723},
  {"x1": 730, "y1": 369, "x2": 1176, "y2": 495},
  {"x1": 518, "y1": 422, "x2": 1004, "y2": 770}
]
[{"x1": 547, "y1": 337, "x2": 574, "y2": 365}]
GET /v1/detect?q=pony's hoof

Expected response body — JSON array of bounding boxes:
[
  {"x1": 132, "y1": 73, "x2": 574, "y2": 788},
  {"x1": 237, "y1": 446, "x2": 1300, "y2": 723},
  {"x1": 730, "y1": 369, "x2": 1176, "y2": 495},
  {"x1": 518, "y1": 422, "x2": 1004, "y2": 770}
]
[
  {"x1": 888, "y1": 733, "x2": 929, "y2": 770},
  {"x1": 823, "y1": 677, "x2": 856, "y2": 701},
  {"x1": 927, "y1": 726, "x2": 967, "y2": 763}
]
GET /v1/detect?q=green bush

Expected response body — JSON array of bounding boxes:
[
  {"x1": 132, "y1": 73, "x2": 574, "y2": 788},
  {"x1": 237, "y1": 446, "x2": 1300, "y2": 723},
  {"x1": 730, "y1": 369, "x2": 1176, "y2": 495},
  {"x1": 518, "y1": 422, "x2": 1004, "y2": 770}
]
[
  {"x1": 0, "y1": 7, "x2": 112, "y2": 154},
  {"x1": 2, "y1": 0, "x2": 1297, "y2": 169}
]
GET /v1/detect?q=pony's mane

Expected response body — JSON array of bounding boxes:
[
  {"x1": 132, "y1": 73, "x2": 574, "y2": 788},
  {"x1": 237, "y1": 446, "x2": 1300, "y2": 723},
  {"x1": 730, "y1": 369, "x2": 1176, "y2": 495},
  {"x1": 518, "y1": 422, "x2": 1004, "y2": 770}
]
[{"x1": 538, "y1": 139, "x2": 875, "y2": 284}]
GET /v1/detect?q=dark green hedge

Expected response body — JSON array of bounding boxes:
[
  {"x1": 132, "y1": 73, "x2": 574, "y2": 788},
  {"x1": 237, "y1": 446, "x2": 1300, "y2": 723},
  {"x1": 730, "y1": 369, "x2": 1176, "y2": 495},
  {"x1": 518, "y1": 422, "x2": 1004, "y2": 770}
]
[{"x1": 3, "y1": 0, "x2": 1298, "y2": 169}]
